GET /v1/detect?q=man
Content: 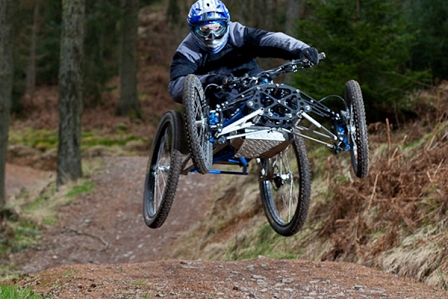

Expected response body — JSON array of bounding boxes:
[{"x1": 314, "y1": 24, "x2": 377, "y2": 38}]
[{"x1": 168, "y1": 0, "x2": 319, "y2": 104}]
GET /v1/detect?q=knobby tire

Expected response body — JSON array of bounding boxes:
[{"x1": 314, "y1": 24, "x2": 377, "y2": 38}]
[
  {"x1": 143, "y1": 110, "x2": 183, "y2": 228},
  {"x1": 182, "y1": 74, "x2": 213, "y2": 174},
  {"x1": 259, "y1": 135, "x2": 311, "y2": 236},
  {"x1": 344, "y1": 80, "x2": 369, "y2": 178}
]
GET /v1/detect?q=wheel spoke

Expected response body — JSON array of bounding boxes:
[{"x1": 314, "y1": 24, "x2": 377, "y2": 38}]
[
  {"x1": 259, "y1": 136, "x2": 311, "y2": 236},
  {"x1": 143, "y1": 110, "x2": 182, "y2": 228},
  {"x1": 272, "y1": 146, "x2": 298, "y2": 223}
]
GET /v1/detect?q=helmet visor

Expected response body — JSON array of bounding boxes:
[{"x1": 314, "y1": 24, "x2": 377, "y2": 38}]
[{"x1": 193, "y1": 20, "x2": 227, "y2": 40}]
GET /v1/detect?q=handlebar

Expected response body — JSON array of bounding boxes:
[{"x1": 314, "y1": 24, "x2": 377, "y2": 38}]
[{"x1": 222, "y1": 52, "x2": 326, "y2": 90}]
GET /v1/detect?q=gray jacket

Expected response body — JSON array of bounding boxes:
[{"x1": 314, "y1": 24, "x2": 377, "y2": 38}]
[{"x1": 168, "y1": 21, "x2": 310, "y2": 103}]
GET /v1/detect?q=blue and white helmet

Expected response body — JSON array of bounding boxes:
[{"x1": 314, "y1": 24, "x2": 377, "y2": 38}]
[{"x1": 187, "y1": 0, "x2": 230, "y2": 53}]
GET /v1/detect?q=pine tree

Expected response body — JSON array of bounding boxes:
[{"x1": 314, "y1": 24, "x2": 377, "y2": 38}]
[
  {"x1": 293, "y1": 0, "x2": 430, "y2": 119},
  {"x1": 57, "y1": 0, "x2": 85, "y2": 186},
  {"x1": 285, "y1": 0, "x2": 302, "y2": 36},
  {"x1": 116, "y1": 0, "x2": 142, "y2": 119},
  {"x1": 166, "y1": 0, "x2": 180, "y2": 26},
  {"x1": 25, "y1": 0, "x2": 40, "y2": 96},
  {"x1": 83, "y1": 0, "x2": 121, "y2": 104},
  {"x1": 407, "y1": 0, "x2": 448, "y2": 82},
  {"x1": 0, "y1": 0, "x2": 15, "y2": 206}
]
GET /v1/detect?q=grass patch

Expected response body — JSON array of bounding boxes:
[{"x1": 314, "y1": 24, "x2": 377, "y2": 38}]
[
  {"x1": 81, "y1": 131, "x2": 140, "y2": 148},
  {"x1": 233, "y1": 224, "x2": 297, "y2": 260},
  {"x1": 8, "y1": 127, "x2": 147, "y2": 158},
  {"x1": 0, "y1": 285, "x2": 43, "y2": 298},
  {"x1": 9, "y1": 219, "x2": 40, "y2": 253},
  {"x1": 131, "y1": 280, "x2": 147, "y2": 287},
  {"x1": 66, "y1": 181, "x2": 95, "y2": 198},
  {"x1": 0, "y1": 207, "x2": 40, "y2": 256},
  {"x1": 63, "y1": 269, "x2": 74, "y2": 277},
  {"x1": 8, "y1": 128, "x2": 58, "y2": 151}
]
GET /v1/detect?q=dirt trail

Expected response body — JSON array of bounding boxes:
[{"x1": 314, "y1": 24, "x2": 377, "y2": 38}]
[
  {"x1": 5, "y1": 157, "x2": 448, "y2": 298},
  {"x1": 8, "y1": 156, "x2": 219, "y2": 273},
  {"x1": 5, "y1": 163, "x2": 53, "y2": 199}
]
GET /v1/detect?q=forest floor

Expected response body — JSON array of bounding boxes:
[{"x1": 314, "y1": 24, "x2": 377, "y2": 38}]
[{"x1": 4, "y1": 157, "x2": 447, "y2": 299}]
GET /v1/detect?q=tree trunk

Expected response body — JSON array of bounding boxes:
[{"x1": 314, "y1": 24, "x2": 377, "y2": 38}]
[
  {"x1": 253, "y1": 0, "x2": 263, "y2": 28},
  {"x1": 231, "y1": 0, "x2": 248, "y2": 25},
  {"x1": 26, "y1": 0, "x2": 40, "y2": 96},
  {"x1": 0, "y1": 0, "x2": 15, "y2": 206},
  {"x1": 166, "y1": 0, "x2": 180, "y2": 27},
  {"x1": 117, "y1": 0, "x2": 142, "y2": 119},
  {"x1": 57, "y1": 0, "x2": 85, "y2": 187},
  {"x1": 264, "y1": 0, "x2": 275, "y2": 31},
  {"x1": 285, "y1": 0, "x2": 302, "y2": 36}
]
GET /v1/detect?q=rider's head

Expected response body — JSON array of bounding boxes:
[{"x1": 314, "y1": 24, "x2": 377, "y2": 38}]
[{"x1": 187, "y1": 0, "x2": 230, "y2": 53}]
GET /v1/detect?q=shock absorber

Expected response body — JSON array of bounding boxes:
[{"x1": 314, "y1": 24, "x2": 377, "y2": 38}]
[
  {"x1": 209, "y1": 105, "x2": 226, "y2": 144},
  {"x1": 335, "y1": 122, "x2": 350, "y2": 153}
]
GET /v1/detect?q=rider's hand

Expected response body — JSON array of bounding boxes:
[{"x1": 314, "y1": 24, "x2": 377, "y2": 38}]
[
  {"x1": 205, "y1": 74, "x2": 229, "y2": 86},
  {"x1": 299, "y1": 47, "x2": 319, "y2": 66}
]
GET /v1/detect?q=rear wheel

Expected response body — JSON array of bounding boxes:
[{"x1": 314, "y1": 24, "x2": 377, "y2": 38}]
[
  {"x1": 182, "y1": 74, "x2": 213, "y2": 174},
  {"x1": 143, "y1": 110, "x2": 183, "y2": 228},
  {"x1": 259, "y1": 136, "x2": 311, "y2": 236},
  {"x1": 344, "y1": 80, "x2": 369, "y2": 178}
]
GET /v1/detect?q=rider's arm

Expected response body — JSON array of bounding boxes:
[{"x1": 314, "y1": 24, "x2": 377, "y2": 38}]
[
  {"x1": 167, "y1": 77, "x2": 185, "y2": 104},
  {"x1": 168, "y1": 52, "x2": 196, "y2": 103},
  {"x1": 230, "y1": 22, "x2": 310, "y2": 60},
  {"x1": 169, "y1": 35, "x2": 211, "y2": 103}
]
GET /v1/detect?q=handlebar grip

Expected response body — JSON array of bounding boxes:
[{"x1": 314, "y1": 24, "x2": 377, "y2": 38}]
[{"x1": 318, "y1": 52, "x2": 326, "y2": 60}]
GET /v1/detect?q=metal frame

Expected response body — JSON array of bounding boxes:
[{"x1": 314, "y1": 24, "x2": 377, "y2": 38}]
[{"x1": 180, "y1": 90, "x2": 351, "y2": 176}]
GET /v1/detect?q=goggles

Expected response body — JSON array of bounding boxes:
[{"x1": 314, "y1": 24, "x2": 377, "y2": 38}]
[{"x1": 193, "y1": 20, "x2": 227, "y2": 39}]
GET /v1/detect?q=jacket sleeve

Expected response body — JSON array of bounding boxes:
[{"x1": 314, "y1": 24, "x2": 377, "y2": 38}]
[
  {"x1": 168, "y1": 52, "x2": 210, "y2": 103},
  {"x1": 242, "y1": 25, "x2": 310, "y2": 60},
  {"x1": 168, "y1": 35, "x2": 208, "y2": 103},
  {"x1": 167, "y1": 77, "x2": 184, "y2": 104},
  {"x1": 168, "y1": 51, "x2": 195, "y2": 103}
]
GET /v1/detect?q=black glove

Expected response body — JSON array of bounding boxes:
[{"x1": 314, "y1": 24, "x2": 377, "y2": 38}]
[
  {"x1": 205, "y1": 74, "x2": 229, "y2": 86},
  {"x1": 299, "y1": 47, "x2": 319, "y2": 65}
]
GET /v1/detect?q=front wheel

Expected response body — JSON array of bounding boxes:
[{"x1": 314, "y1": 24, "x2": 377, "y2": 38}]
[
  {"x1": 182, "y1": 74, "x2": 213, "y2": 174},
  {"x1": 344, "y1": 80, "x2": 369, "y2": 178},
  {"x1": 143, "y1": 110, "x2": 183, "y2": 228},
  {"x1": 259, "y1": 136, "x2": 311, "y2": 237}
]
